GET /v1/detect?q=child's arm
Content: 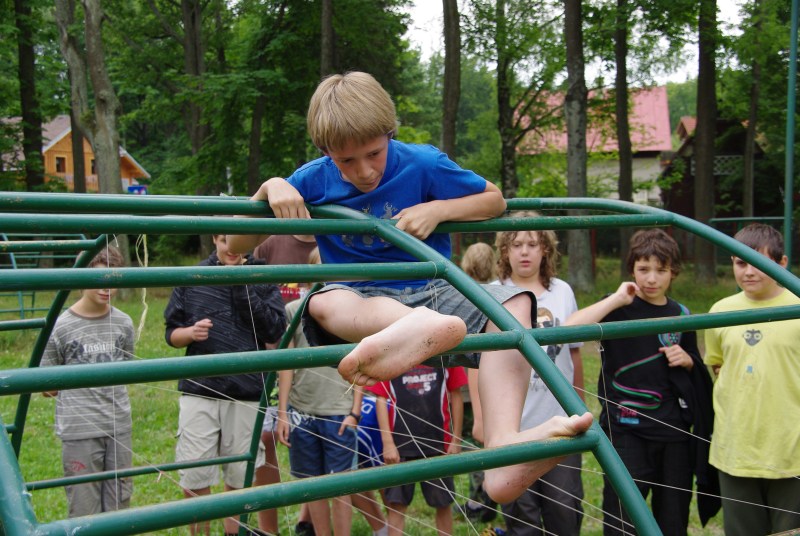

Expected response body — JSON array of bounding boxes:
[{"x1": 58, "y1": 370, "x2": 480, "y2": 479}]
[
  {"x1": 339, "y1": 386, "x2": 364, "y2": 435},
  {"x1": 565, "y1": 282, "x2": 638, "y2": 326},
  {"x1": 41, "y1": 330, "x2": 61, "y2": 397},
  {"x1": 393, "y1": 181, "x2": 506, "y2": 240},
  {"x1": 232, "y1": 284, "x2": 287, "y2": 345},
  {"x1": 375, "y1": 396, "x2": 399, "y2": 465},
  {"x1": 467, "y1": 368, "x2": 483, "y2": 443},
  {"x1": 570, "y1": 347, "x2": 585, "y2": 402},
  {"x1": 276, "y1": 369, "x2": 294, "y2": 447},
  {"x1": 167, "y1": 318, "x2": 213, "y2": 348},
  {"x1": 447, "y1": 388, "x2": 464, "y2": 455},
  {"x1": 228, "y1": 178, "x2": 310, "y2": 254}
]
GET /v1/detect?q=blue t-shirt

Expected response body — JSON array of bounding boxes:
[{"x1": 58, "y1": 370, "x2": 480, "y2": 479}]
[{"x1": 287, "y1": 140, "x2": 487, "y2": 288}]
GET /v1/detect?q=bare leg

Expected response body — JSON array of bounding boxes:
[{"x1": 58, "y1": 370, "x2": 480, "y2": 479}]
[
  {"x1": 183, "y1": 487, "x2": 211, "y2": 535},
  {"x1": 434, "y1": 505, "x2": 453, "y2": 535},
  {"x1": 338, "y1": 307, "x2": 466, "y2": 385},
  {"x1": 309, "y1": 290, "x2": 466, "y2": 386},
  {"x1": 222, "y1": 484, "x2": 244, "y2": 534},
  {"x1": 386, "y1": 503, "x2": 408, "y2": 536},
  {"x1": 308, "y1": 499, "x2": 332, "y2": 536},
  {"x1": 350, "y1": 491, "x2": 387, "y2": 531},
  {"x1": 331, "y1": 495, "x2": 353, "y2": 536},
  {"x1": 478, "y1": 294, "x2": 593, "y2": 504},
  {"x1": 254, "y1": 446, "x2": 280, "y2": 533}
]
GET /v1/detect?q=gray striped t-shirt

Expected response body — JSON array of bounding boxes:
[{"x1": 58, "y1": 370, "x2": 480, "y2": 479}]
[{"x1": 42, "y1": 307, "x2": 134, "y2": 440}]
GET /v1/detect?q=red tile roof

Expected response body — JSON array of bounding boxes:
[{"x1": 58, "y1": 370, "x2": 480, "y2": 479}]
[{"x1": 520, "y1": 86, "x2": 673, "y2": 154}]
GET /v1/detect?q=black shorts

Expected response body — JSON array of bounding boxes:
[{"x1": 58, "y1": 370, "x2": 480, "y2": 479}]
[{"x1": 384, "y1": 455, "x2": 455, "y2": 508}]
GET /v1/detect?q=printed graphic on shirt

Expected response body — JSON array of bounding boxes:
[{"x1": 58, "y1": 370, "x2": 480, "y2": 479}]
[
  {"x1": 743, "y1": 328, "x2": 763, "y2": 346},
  {"x1": 531, "y1": 306, "x2": 561, "y2": 389},
  {"x1": 64, "y1": 336, "x2": 126, "y2": 364},
  {"x1": 341, "y1": 202, "x2": 398, "y2": 249},
  {"x1": 401, "y1": 369, "x2": 438, "y2": 396}
]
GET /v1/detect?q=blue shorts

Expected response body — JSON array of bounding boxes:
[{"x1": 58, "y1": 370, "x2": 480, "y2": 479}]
[
  {"x1": 302, "y1": 279, "x2": 533, "y2": 368},
  {"x1": 288, "y1": 407, "x2": 356, "y2": 478},
  {"x1": 357, "y1": 396, "x2": 390, "y2": 469}
]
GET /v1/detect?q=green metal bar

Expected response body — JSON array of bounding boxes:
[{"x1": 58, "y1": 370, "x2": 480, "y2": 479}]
[
  {"x1": 0, "y1": 263, "x2": 446, "y2": 291},
  {"x1": 6, "y1": 194, "x2": 800, "y2": 534},
  {"x1": 4, "y1": 303, "x2": 798, "y2": 400},
  {"x1": 0, "y1": 240, "x2": 96, "y2": 253},
  {"x1": 0, "y1": 415, "x2": 38, "y2": 535},
  {"x1": 26, "y1": 454, "x2": 252, "y2": 491},
  {"x1": 512, "y1": 198, "x2": 800, "y2": 298},
  {"x1": 0, "y1": 192, "x2": 268, "y2": 216},
  {"x1": 31, "y1": 431, "x2": 600, "y2": 536},
  {"x1": 0, "y1": 319, "x2": 46, "y2": 332},
  {"x1": 325, "y1": 206, "x2": 660, "y2": 534}
]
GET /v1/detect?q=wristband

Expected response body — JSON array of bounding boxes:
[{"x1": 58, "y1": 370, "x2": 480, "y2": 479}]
[{"x1": 348, "y1": 412, "x2": 361, "y2": 423}]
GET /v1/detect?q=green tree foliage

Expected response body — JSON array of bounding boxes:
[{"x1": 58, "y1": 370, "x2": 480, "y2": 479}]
[
  {"x1": 0, "y1": 0, "x2": 69, "y2": 190},
  {"x1": 666, "y1": 78, "x2": 697, "y2": 134},
  {"x1": 88, "y1": 0, "x2": 414, "y2": 198}
]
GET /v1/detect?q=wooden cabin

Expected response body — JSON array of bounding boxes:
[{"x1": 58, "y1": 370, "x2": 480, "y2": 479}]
[
  {"x1": 42, "y1": 115, "x2": 150, "y2": 192},
  {"x1": 2, "y1": 115, "x2": 150, "y2": 192}
]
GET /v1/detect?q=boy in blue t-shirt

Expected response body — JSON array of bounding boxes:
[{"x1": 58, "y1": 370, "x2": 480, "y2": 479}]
[{"x1": 228, "y1": 71, "x2": 592, "y2": 504}]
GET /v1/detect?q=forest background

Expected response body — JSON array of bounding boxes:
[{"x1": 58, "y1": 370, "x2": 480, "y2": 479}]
[{"x1": 2, "y1": 0, "x2": 797, "y2": 288}]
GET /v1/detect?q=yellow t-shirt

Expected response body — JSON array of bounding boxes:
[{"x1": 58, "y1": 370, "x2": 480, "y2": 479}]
[{"x1": 704, "y1": 289, "x2": 800, "y2": 478}]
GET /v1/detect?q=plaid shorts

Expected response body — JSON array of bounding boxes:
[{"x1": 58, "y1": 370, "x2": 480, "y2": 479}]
[{"x1": 301, "y1": 279, "x2": 534, "y2": 368}]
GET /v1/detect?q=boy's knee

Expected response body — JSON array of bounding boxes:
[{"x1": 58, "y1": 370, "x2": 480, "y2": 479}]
[
  {"x1": 307, "y1": 292, "x2": 333, "y2": 321},
  {"x1": 503, "y1": 293, "x2": 534, "y2": 325}
]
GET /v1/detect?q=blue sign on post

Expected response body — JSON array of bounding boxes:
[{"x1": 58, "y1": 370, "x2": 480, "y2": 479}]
[{"x1": 127, "y1": 185, "x2": 148, "y2": 195}]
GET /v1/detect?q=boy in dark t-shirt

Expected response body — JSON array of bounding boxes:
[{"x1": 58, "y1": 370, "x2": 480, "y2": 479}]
[
  {"x1": 566, "y1": 229, "x2": 716, "y2": 535},
  {"x1": 370, "y1": 365, "x2": 467, "y2": 535}
]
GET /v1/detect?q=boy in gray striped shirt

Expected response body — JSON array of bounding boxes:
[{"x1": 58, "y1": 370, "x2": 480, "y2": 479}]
[{"x1": 42, "y1": 246, "x2": 134, "y2": 518}]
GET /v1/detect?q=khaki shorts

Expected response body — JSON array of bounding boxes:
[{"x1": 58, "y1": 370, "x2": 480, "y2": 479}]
[
  {"x1": 176, "y1": 396, "x2": 266, "y2": 490},
  {"x1": 62, "y1": 433, "x2": 133, "y2": 517}
]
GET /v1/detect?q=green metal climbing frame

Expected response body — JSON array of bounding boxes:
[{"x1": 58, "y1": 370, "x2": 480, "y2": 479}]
[{"x1": 2, "y1": 192, "x2": 799, "y2": 536}]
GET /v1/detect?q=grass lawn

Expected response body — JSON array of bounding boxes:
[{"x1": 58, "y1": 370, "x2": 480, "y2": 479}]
[{"x1": 0, "y1": 256, "x2": 740, "y2": 535}]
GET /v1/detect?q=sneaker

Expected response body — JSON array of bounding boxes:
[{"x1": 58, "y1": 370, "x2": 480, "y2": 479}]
[
  {"x1": 294, "y1": 521, "x2": 315, "y2": 536},
  {"x1": 456, "y1": 500, "x2": 497, "y2": 523},
  {"x1": 479, "y1": 528, "x2": 506, "y2": 536}
]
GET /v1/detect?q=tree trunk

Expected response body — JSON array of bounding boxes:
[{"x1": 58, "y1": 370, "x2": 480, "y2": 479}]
[
  {"x1": 564, "y1": 0, "x2": 593, "y2": 291},
  {"x1": 181, "y1": 0, "x2": 209, "y2": 159},
  {"x1": 320, "y1": 0, "x2": 334, "y2": 77},
  {"x1": 82, "y1": 0, "x2": 122, "y2": 195},
  {"x1": 743, "y1": 0, "x2": 763, "y2": 218},
  {"x1": 70, "y1": 110, "x2": 87, "y2": 193},
  {"x1": 614, "y1": 0, "x2": 634, "y2": 276},
  {"x1": 441, "y1": 0, "x2": 461, "y2": 158},
  {"x1": 247, "y1": 96, "x2": 265, "y2": 195},
  {"x1": 14, "y1": 0, "x2": 44, "y2": 191},
  {"x1": 245, "y1": 4, "x2": 288, "y2": 195},
  {"x1": 694, "y1": 0, "x2": 717, "y2": 282},
  {"x1": 495, "y1": 0, "x2": 518, "y2": 198}
]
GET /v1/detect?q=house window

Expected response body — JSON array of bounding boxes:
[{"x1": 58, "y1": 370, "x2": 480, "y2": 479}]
[
  {"x1": 55, "y1": 157, "x2": 66, "y2": 173},
  {"x1": 91, "y1": 159, "x2": 96, "y2": 174}
]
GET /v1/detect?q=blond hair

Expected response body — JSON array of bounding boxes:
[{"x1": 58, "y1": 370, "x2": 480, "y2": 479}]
[
  {"x1": 307, "y1": 72, "x2": 397, "y2": 152},
  {"x1": 460, "y1": 242, "x2": 496, "y2": 283},
  {"x1": 494, "y1": 211, "x2": 559, "y2": 288}
]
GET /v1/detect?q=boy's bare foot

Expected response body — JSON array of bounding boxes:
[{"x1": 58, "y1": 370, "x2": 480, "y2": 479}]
[
  {"x1": 338, "y1": 307, "x2": 467, "y2": 386},
  {"x1": 482, "y1": 412, "x2": 594, "y2": 504}
]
